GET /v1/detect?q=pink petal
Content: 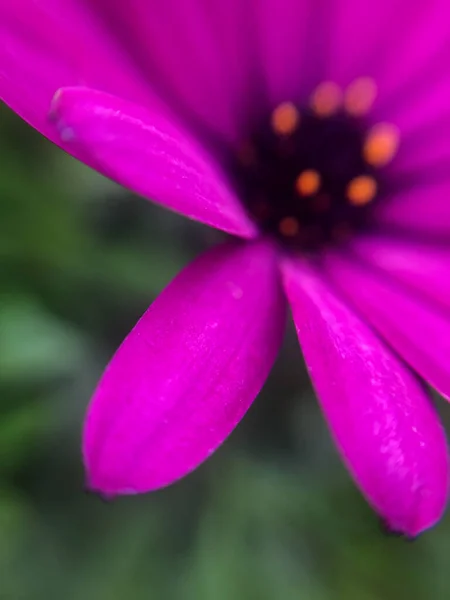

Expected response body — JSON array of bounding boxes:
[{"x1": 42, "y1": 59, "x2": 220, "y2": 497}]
[
  {"x1": 381, "y1": 78, "x2": 450, "y2": 182},
  {"x1": 326, "y1": 1, "x2": 406, "y2": 87},
  {"x1": 255, "y1": 1, "x2": 317, "y2": 106},
  {"x1": 373, "y1": 0, "x2": 450, "y2": 111},
  {"x1": 96, "y1": 0, "x2": 260, "y2": 144},
  {"x1": 355, "y1": 4, "x2": 450, "y2": 185},
  {"x1": 83, "y1": 240, "x2": 286, "y2": 495},
  {"x1": 0, "y1": 0, "x2": 152, "y2": 152},
  {"x1": 50, "y1": 87, "x2": 256, "y2": 237},
  {"x1": 282, "y1": 257, "x2": 448, "y2": 536},
  {"x1": 324, "y1": 252, "x2": 450, "y2": 401},
  {"x1": 318, "y1": 2, "x2": 450, "y2": 192},
  {"x1": 374, "y1": 183, "x2": 450, "y2": 236},
  {"x1": 0, "y1": 0, "x2": 256, "y2": 148},
  {"x1": 351, "y1": 236, "x2": 450, "y2": 314},
  {"x1": 383, "y1": 77, "x2": 450, "y2": 141},
  {"x1": 327, "y1": 1, "x2": 450, "y2": 104},
  {"x1": 385, "y1": 119, "x2": 450, "y2": 184}
]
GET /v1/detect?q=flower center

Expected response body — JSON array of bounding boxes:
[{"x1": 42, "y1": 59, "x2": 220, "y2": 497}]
[{"x1": 232, "y1": 79, "x2": 400, "y2": 251}]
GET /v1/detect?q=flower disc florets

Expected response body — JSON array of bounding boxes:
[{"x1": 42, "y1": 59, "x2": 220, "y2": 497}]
[{"x1": 233, "y1": 78, "x2": 400, "y2": 250}]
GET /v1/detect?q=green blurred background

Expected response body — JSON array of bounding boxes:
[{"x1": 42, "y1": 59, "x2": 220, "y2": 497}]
[{"x1": 1, "y1": 101, "x2": 450, "y2": 600}]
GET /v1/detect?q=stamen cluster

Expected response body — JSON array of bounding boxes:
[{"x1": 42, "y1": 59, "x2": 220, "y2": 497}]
[{"x1": 233, "y1": 78, "x2": 400, "y2": 250}]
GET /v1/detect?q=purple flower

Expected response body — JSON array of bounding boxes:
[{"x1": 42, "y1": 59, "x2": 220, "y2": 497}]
[{"x1": 1, "y1": 1, "x2": 449, "y2": 536}]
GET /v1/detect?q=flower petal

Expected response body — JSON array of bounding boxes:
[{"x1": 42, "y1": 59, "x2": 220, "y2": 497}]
[
  {"x1": 282, "y1": 257, "x2": 448, "y2": 536},
  {"x1": 0, "y1": 0, "x2": 256, "y2": 148},
  {"x1": 385, "y1": 118, "x2": 450, "y2": 184},
  {"x1": 374, "y1": 183, "x2": 450, "y2": 236},
  {"x1": 0, "y1": 0, "x2": 152, "y2": 149},
  {"x1": 326, "y1": 0, "x2": 450, "y2": 191},
  {"x1": 255, "y1": 1, "x2": 317, "y2": 106},
  {"x1": 327, "y1": 1, "x2": 450, "y2": 99},
  {"x1": 50, "y1": 87, "x2": 256, "y2": 237},
  {"x1": 95, "y1": 0, "x2": 260, "y2": 144},
  {"x1": 324, "y1": 251, "x2": 450, "y2": 401},
  {"x1": 83, "y1": 240, "x2": 286, "y2": 495},
  {"x1": 351, "y1": 235, "x2": 450, "y2": 314},
  {"x1": 381, "y1": 77, "x2": 450, "y2": 183},
  {"x1": 326, "y1": 1, "x2": 405, "y2": 86},
  {"x1": 371, "y1": 0, "x2": 450, "y2": 110}
]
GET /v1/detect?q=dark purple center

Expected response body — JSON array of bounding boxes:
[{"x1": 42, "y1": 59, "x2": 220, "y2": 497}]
[{"x1": 231, "y1": 98, "x2": 388, "y2": 251}]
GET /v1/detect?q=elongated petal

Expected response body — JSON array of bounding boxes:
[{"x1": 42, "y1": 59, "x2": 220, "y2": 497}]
[
  {"x1": 381, "y1": 78, "x2": 450, "y2": 184},
  {"x1": 0, "y1": 0, "x2": 255, "y2": 147},
  {"x1": 326, "y1": 2, "x2": 450, "y2": 190},
  {"x1": 50, "y1": 87, "x2": 256, "y2": 237},
  {"x1": 327, "y1": 1, "x2": 449, "y2": 96},
  {"x1": 95, "y1": 0, "x2": 259, "y2": 144},
  {"x1": 281, "y1": 258, "x2": 448, "y2": 536},
  {"x1": 327, "y1": 1, "x2": 405, "y2": 86},
  {"x1": 255, "y1": 1, "x2": 317, "y2": 106},
  {"x1": 0, "y1": 0, "x2": 152, "y2": 149},
  {"x1": 324, "y1": 252, "x2": 450, "y2": 401},
  {"x1": 84, "y1": 241, "x2": 286, "y2": 495},
  {"x1": 373, "y1": 0, "x2": 450, "y2": 113},
  {"x1": 351, "y1": 236, "x2": 450, "y2": 313},
  {"x1": 374, "y1": 183, "x2": 450, "y2": 236}
]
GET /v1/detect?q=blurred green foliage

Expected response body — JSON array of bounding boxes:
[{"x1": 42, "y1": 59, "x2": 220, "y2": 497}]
[{"x1": 1, "y1": 102, "x2": 450, "y2": 600}]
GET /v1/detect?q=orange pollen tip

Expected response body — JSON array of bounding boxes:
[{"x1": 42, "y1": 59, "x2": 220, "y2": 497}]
[
  {"x1": 363, "y1": 122, "x2": 400, "y2": 167},
  {"x1": 271, "y1": 102, "x2": 300, "y2": 135},
  {"x1": 310, "y1": 82, "x2": 343, "y2": 117},
  {"x1": 295, "y1": 169, "x2": 321, "y2": 196},
  {"x1": 344, "y1": 77, "x2": 378, "y2": 116},
  {"x1": 279, "y1": 216, "x2": 300, "y2": 237},
  {"x1": 346, "y1": 175, "x2": 377, "y2": 205}
]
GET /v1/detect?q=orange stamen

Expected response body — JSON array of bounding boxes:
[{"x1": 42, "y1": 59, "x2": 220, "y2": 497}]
[
  {"x1": 363, "y1": 123, "x2": 400, "y2": 167},
  {"x1": 346, "y1": 175, "x2": 377, "y2": 205},
  {"x1": 295, "y1": 169, "x2": 321, "y2": 196},
  {"x1": 271, "y1": 102, "x2": 300, "y2": 135},
  {"x1": 310, "y1": 82, "x2": 343, "y2": 117},
  {"x1": 344, "y1": 77, "x2": 378, "y2": 116}
]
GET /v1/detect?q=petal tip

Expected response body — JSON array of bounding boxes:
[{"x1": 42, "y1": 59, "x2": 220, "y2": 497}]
[
  {"x1": 379, "y1": 518, "x2": 422, "y2": 542},
  {"x1": 80, "y1": 241, "x2": 284, "y2": 498},
  {"x1": 48, "y1": 88, "x2": 77, "y2": 142},
  {"x1": 378, "y1": 474, "x2": 449, "y2": 538},
  {"x1": 83, "y1": 470, "x2": 141, "y2": 499},
  {"x1": 380, "y1": 511, "x2": 441, "y2": 539}
]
